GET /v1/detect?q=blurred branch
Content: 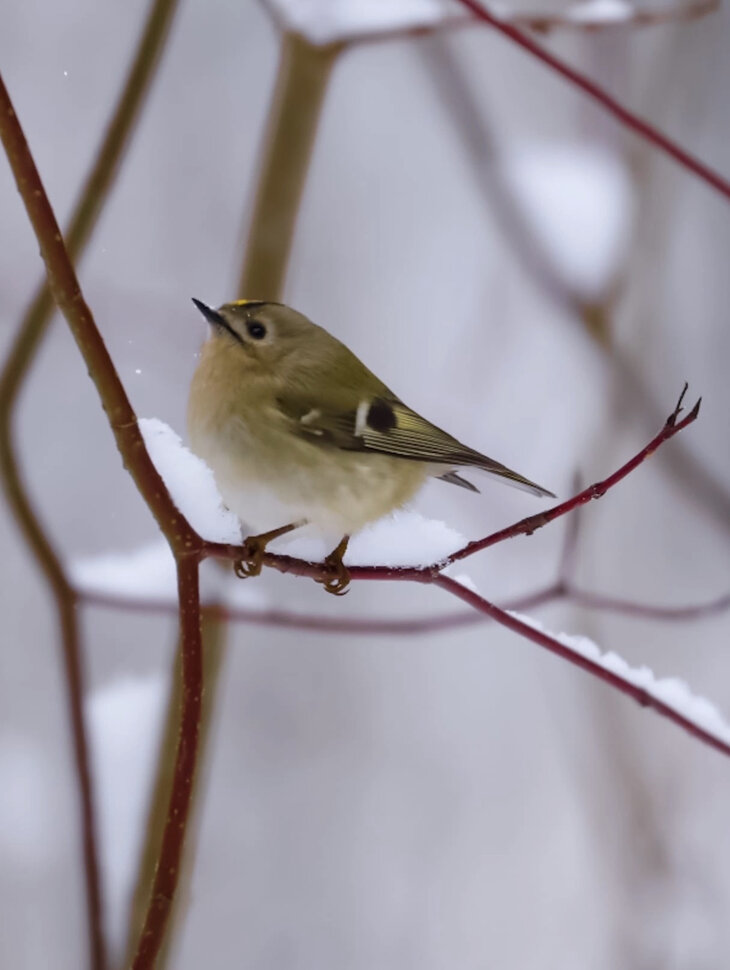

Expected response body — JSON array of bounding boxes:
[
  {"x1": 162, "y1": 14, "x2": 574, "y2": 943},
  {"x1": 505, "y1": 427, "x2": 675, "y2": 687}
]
[
  {"x1": 0, "y1": 62, "x2": 722, "y2": 970},
  {"x1": 123, "y1": 648, "x2": 181, "y2": 970},
  {"x1": 238, "y1": 32, "x2": 341, "y2": 298},
  {"x1": 280, "y1": 0, "x2": 719, "y2": 47},
  {"x1": 419, "y1": 34, "x2": 587, "y2": 319},
  {"x1": 130, "y1": 558, "x2": 203, "y2": 970},
  {"x1": 132, "y1": 27, "x2": 343, "y2": 969},
  {"x1": 0, "y1": 65, "x2": 200, "y2": 970},
  {"x1": 79, "y1": 583, "x2": 730, "y2": 633},
  {"x1": 0, "y1": 2, "x2": 180, "y2": 967},
  {"x1": 453, "y1": 0, "x2": 730, "y2": 201},
  {"x1": 423, "y1": 28, "x2": 730, "y2": 526},
  {"x1": 124, "y1": 607, "x2": 227, "y2": 970}
]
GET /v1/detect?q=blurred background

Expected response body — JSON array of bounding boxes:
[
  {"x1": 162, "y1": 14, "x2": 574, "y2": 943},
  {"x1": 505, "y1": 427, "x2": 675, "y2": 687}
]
[{"x1": 1, "y1": 0, "x2": 730, "y2": 967}]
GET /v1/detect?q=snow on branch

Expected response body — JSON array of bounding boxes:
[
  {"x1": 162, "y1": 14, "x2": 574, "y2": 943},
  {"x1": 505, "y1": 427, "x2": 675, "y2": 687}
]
[
  {"x1": 75, "y1": 389, "x2": 730, "y2": 759},
  {"x1": 71, "y1": 383, "x2": 730, "y2": 760},
  {"x1": 438, "y1": 574, "x2": 730, "y2": 757},
  {"x1": 1, "y1": 61, "x2": 724, "y2": 970},
  {"x1": 263, "y1": 0, "x2": 463, "y2": 45},
  {"x1": 262, "y1": 0, "x2": 718, "y2": 45}
]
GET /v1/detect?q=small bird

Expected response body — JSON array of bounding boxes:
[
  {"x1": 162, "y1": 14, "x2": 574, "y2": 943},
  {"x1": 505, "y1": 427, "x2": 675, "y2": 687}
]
[{"x1": 188, "y1": 299, "x2": 554, "y2": 594}]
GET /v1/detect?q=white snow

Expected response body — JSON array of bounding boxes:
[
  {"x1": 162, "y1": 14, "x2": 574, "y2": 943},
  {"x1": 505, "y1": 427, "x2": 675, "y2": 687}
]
[
  {"x1": 501, "y1": 144, "x2": 634, "y2": 299},
  {"x1": 568, "y1": 0, "x2": 633, "y2": 22},
  {"x1": 442, "y1": 570, "x2": 480, "y2": 593},
  {"x1": 509, "y1": 609, "x2": 730, "y2": 747},
  {"x1": 262, "y1": 0, "x2": 465, "y2": 45},
  {"x1": 71, "y1": 419, "x2": 470, "y2": 597},
  {"x1": 0, "y1": 732, "x2": 60, "y2": 872},
  {"x1": 139, "y1": 418, "x2": 241, "y2": 544},
  {"x1": 71, "y1": 539, "x2": 269, "y2": 608},
  {"x1": 71, "y1": 540, "x2": 178, "y2": 601},
  {"x1": 70, "y1": 511, "x2": 467, "y2": 605},
  {"x1": 283, "y1": 510, "x2": 466, "y2": 566},
  {"x1": 86, "y1": 674, "x2": 169, "y2": 958}
]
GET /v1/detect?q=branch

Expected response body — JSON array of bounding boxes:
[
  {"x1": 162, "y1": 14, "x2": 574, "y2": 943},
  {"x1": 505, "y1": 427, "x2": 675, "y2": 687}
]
[
  {"x1": 0, "y1": 62, "x2": 198, "y2": 970},
  {"x1": 279, "y1": 0, "x2": 718, "y2": 46},
  {"x1": 238, "y1": 32, "x2": 341, "y2": 299},
  {"x1": 0, "y1": 62, "x2": 721, "y2": 970},
  {"x1": 436, "y1": 574, "x2": 730, "y2": 758},
  {"x1": 130, "y1": 558, "x2": 203, "y2": 970},
  {"x1": 0, "y1": 73, "x2": 199, "y2": 558},
  {"x1": 453, "y1": 0, "x2": 730, "y2": 203},
  {"x1": 446, "y1": 384, "x2": 700, "y2": 563},
  {"x1": 205, "y1": 384, "x2": 700, "y2": 580},
  {"x1": 78, "y1": 580, "x2": 730, "y2": 634},
  {"x1": 0, "y1": 4, "x2": 179, "y2": 967}
]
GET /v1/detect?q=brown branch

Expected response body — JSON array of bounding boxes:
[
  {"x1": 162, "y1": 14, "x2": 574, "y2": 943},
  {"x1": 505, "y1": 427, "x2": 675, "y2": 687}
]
[
  {"x1": 0, "y1": 73, "x2": 200, "y2": 558},
  {"x1": 0, "y1": 65, "x2": 200, "y2": 970},
  {"x1": 435, "y1": 574, "x2": 730, "y2": 758},
  {"x1": 237, "y1": 32, "x2": 341, "y2": 299},
  {"x1": 446, "y1": 384, "x2": 700, "y2": 563},
  {"x1": 0, "y1": 62, "x2": 721, "y2": 970},
  {"x1": 419, "y1": 34, "x2": 586, "y2": 318},
  {"x1": 204, "y1": 384, "x2": 700, "y2": 580},
  {"x1": 0, "y1": 4, "x2": 180, "y2": 967},
  {"x1": 567, "y1": 587, "x2": 730, "y2": 621},
  {"x1": 130, "y1": 557, "x2": 203, "y2": 970},
  {"x1": 453, "y1": 0, "x2": 730, "y2": 202}
]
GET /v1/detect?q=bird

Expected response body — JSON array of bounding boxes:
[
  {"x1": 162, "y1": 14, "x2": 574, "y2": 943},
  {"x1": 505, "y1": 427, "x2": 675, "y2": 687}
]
[{"x1": 188, "y1": 298, "x2": 554, "y2": 594}]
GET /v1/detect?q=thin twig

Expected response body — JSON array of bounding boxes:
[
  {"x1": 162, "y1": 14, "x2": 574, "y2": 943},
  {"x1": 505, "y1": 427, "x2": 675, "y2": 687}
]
[
  {"x1": 0, "y1": 4, "x2": 180, "y2": 967},
  {"x1": 0, "y1": 64, "x2": 722, "y2": 970},
  {"x1": 446, "y1": 385, "x2": 700, "y2": 563},
  {"x1": 0, "y1": 65, "x2": 200, "y2": 970},
  {"x1": 453, "y1": 0, "x2": 730, "y2": 202},
  {"x1": 204, "y1": 385, "x2": 700, "y2": 578},
  {"x1": 130, "y1": 558, "x2": 203, "y2": 970}
]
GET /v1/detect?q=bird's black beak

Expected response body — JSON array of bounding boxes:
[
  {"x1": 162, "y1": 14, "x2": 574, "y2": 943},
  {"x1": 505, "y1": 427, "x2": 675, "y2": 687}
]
[{"x1": 192, "y1": 298, "x2": 226, "y2": 328}]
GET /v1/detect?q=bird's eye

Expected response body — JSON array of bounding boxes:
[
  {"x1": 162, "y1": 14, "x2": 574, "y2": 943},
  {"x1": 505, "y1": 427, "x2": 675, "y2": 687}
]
[{"x1": 246, "y1": 320, "x2": 267, "y2": 340}]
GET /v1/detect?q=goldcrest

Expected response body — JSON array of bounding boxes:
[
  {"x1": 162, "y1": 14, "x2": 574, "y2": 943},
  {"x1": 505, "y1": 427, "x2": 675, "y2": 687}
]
[{"x1": 188, "y1": 299, "x2": 553, "y2": 593}]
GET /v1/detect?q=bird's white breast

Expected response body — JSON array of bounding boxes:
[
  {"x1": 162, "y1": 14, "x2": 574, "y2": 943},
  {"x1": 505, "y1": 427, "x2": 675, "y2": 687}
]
[{"x1": 188, "y1": 400, "x2": 428, "y2": 543}]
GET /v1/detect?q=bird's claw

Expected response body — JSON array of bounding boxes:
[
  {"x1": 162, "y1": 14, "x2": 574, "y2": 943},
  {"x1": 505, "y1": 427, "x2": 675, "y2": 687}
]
[
  {"x1": 233, "y1": 536, "x2": 266, "y2": 579},
  {"x1": 317, "y1": 554, "x2": 351, "y2": 596}
]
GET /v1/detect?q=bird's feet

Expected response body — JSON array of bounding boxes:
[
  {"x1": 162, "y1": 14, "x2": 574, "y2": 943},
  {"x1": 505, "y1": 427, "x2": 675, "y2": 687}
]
[
  {"x1": 233, "y1": 522, "x2": 302, "y2": 579},
  {"x1": 317, "y1": 536, "x2": 351, "y2": 596},
  {"x1": 233, "y1": 534, "x2": 269, "y2": 579}
]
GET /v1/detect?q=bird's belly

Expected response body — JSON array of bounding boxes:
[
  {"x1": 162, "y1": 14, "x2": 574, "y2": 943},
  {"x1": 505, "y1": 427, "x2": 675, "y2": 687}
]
[{"x1": 194, "y1": 419, "x2": 428, "y2": 538}]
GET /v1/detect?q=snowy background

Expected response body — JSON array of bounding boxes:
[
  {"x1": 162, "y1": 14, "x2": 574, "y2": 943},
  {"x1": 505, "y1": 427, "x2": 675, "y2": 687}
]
[{"x1": 1, "y1": 0, "x2": 730, "y2": 967}]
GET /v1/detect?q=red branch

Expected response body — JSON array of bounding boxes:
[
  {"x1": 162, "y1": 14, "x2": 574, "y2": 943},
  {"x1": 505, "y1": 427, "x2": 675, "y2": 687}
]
[
  {"x1": 446, "y1": 385, "x2": 700, "y2": 563},
  {"x1": 454, "y1": 0, "x2": 730, "y2": 203},
  {"x1": 0, "y1": 54, "x2": 723, "y2": 970},
  {"x1": 205, "y1": 385, "x2": 701, "y2": 581},
  {"x1": 436, "y1": 574, "x2": 730, "y2": 758},
  {"x1": 131, "y1": 557, "x2": 203, "y2": 970}
]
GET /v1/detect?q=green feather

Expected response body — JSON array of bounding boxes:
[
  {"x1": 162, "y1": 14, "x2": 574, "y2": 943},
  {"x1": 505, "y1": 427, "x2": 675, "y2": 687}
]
[{"x1": 277, "y1": 391, "x2": 555, "y2": 499}]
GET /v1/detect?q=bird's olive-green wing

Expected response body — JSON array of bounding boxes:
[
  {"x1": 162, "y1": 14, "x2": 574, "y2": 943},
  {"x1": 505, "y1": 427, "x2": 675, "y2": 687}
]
[{"x1": 277, "y1": 391, "x2": 554, "y2": 498}]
